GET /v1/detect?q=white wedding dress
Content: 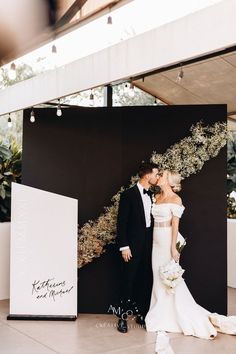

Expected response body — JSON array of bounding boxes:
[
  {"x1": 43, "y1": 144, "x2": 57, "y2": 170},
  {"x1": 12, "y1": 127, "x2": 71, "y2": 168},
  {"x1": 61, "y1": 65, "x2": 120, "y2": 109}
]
[{"x1": 145, "y1": 203, "x2": 236, "y2": 340}]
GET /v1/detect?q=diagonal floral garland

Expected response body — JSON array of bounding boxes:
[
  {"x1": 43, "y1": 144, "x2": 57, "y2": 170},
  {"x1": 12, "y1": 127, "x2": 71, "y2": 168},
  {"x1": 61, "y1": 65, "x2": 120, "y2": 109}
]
[{"x1": 78, "y1": 121, "x2": 227, "y2": 268}]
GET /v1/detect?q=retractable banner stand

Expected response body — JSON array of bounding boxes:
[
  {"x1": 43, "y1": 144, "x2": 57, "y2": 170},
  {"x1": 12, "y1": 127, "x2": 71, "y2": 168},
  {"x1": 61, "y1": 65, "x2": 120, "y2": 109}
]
[{"x1": 7, "y1": 183, "x2": 78, "y2": 320}]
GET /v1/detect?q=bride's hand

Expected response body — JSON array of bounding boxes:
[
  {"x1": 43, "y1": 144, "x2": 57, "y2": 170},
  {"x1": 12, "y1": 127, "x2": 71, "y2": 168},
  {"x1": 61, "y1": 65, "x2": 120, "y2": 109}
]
[{"x1": 171, "y1": 247, "x2": 180, "y2": 262}]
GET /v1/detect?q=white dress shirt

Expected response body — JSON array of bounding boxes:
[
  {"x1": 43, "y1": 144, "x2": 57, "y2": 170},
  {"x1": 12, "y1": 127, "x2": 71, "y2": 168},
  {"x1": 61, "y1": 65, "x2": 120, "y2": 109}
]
[{"x1": 119, "y1": 182, "x2": 152, "y2": 251}]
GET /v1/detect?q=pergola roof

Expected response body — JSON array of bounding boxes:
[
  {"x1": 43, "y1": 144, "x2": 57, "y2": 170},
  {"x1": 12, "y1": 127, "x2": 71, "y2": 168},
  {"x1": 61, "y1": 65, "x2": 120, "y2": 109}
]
[
  {"x1": 56, "y1": 0, "x2": 128, "y2": 32},
  {"x1": 0, "y1": 0, "x2": 129, "y2": 66},
  {"x1": 0, "y1": 0, "x2": 235, "y2": 129},
  {"x1": 134, "y1": 50, "x2": 236, "y2": 119}
]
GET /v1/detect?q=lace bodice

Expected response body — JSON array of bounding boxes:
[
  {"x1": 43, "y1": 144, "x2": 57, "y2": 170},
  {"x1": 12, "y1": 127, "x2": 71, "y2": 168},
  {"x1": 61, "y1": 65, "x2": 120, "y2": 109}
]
[{"x1": 151, "y1": 203, "x2": 185, "y2": 222}]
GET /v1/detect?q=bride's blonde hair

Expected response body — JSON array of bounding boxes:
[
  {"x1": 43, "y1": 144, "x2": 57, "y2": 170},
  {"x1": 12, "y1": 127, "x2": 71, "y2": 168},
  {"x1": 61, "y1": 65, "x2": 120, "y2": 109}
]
[{"x1": 166, "y1": 171, "x2": 182, "y2": 192}]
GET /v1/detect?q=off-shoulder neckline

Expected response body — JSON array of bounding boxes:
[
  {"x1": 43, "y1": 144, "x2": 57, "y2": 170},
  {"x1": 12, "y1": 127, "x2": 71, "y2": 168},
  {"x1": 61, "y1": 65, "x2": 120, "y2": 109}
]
[{"x1": 153, "y1": 202, "x2": 184, "y2": 207}]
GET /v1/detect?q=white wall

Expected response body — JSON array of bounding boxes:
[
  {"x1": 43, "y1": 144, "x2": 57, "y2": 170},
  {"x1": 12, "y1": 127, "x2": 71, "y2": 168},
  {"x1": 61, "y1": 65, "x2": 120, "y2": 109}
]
[
  {"x1": 0, "y1": 222, "x2": 10, "y2": 300},
  {"x1": 228, "y1": 219, "x2": 236, "y2": 288},
  {"x1": 0, "y1": 0, "x2": 235, "y2": 116}
]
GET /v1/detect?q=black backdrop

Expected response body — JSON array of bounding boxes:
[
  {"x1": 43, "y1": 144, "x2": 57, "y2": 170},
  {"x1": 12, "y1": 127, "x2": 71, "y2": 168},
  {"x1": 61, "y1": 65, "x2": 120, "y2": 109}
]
[{"x1": 22, "y1": 105, "x2": 227, "y2": 315}]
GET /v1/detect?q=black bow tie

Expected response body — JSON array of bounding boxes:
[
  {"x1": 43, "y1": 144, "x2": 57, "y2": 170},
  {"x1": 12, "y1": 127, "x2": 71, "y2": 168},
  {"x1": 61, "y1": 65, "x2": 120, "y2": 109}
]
[{"x1": 143, "y1": 189, "x2": 152, "y2": 197}]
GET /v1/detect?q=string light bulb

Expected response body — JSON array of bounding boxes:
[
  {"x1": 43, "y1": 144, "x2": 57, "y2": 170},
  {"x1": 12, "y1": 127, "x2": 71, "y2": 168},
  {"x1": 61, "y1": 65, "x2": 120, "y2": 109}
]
[
  {"x1": 176, "y1": 65, "x2": 184, "y2": 82},
  {"x1": 89, "y1": 90, "x2": 94, "y2": 106},
  {"x1": 52, "y1": 44, "x2": 57, "y2": 54},
  {"x1": 8, "y1": 114, "x2": 12, "y2": 128},
  {"x1": 124, "y1": 83, "x2": 129, "y2": 94},
  {"x1": 30, "y1": 109, "x2": 35, "y2": 123},
  {"x1": 107, "y1": 15, "x2": 112, "y2": 25},
  {"x1": 56, "y1": 99, "x2": 62, "y2": 116},
  {"x1": 129, "y1": 82, "x2": 135, "y2": 97},
  {"x1": 9, "y1": 62, "x2": 16, "y2": 80}
]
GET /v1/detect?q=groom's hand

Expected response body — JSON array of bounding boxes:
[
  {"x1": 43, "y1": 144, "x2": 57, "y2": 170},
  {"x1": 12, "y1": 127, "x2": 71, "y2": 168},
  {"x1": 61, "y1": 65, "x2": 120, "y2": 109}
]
[{"x1": 122, "y1": 249, "x2": 132, "y2": 262}]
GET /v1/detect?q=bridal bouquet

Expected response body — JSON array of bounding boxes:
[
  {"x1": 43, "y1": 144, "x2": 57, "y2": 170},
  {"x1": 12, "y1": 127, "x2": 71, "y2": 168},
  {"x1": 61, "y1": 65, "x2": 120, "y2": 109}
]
[
  {"x1": 159, "y1": 260, "x2": 185, "y2": 294},
  {"x1": 176, "y1": 233, "x2": 187, "y2": 254}
]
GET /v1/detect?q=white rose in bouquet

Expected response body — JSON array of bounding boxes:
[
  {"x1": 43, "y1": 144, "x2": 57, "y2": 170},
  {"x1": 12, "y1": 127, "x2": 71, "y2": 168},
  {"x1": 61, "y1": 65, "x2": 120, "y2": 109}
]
[{"x1": 158, "y1": 231, "x2": 187, "y2": 294}]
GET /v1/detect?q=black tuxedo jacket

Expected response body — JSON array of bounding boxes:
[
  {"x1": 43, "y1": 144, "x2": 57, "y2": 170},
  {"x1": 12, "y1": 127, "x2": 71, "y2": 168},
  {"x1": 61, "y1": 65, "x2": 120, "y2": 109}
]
[{"x1": 116, "y1": 184, "x2": 154, "y2": 254}]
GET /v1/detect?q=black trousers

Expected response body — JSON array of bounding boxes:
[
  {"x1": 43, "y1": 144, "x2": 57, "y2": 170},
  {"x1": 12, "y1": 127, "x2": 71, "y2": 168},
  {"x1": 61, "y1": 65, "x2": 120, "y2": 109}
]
[{"x1": 119, "y1": 227, "x2": 153, "y2": 317}]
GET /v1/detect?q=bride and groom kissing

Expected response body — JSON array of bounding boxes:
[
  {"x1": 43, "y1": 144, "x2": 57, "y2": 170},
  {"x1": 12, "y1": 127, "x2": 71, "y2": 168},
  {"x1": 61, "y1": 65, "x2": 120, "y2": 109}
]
[{"x1": 115, "y1": 162, "x2": 236, "y2": 342}]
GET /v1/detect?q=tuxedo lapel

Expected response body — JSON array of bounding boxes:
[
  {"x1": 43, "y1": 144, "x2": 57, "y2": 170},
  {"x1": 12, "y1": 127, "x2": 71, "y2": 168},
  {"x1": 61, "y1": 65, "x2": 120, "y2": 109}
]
[{"x1": 133, "y1": 185, "x2": 146, "y2": 227}]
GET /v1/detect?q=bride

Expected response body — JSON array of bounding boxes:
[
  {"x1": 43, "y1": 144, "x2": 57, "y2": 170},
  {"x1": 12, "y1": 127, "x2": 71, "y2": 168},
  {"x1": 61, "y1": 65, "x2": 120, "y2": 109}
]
[{"x1": 145, "y1": 170, "x2": 236, "y2": 341}]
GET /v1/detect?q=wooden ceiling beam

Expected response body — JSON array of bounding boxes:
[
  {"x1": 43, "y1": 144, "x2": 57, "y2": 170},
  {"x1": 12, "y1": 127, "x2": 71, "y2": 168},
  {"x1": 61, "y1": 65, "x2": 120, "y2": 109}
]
[{"x1": 55, "y1": 0, "x2": 88, "y2": 29}]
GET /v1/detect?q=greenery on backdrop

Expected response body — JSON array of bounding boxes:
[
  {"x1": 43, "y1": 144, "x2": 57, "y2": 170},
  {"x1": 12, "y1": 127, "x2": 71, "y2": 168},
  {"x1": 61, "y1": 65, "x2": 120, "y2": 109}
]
[
  {"x1": 0, "y1": 139, "x2": 22, "y2": 222},
  {"x1": 78, "y1": 121, "x2": 227, "y2": 268}
]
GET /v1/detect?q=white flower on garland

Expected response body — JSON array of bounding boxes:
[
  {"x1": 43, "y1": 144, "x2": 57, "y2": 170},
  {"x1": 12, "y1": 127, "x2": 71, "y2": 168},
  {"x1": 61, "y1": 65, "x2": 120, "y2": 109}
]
[
  {"x1": 78, "y1": 120, "x2": 227, "y2": 268},
  {"x1": 151, "y1": 121, "x2": 227, "y2": 178}
]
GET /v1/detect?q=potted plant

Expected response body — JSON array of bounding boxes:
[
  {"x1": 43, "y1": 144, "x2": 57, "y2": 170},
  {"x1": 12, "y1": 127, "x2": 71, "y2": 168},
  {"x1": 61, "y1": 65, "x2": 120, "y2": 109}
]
[
  {"x1": 227, "y1": 133, "x2": 236, "y2": 218},
  {"x1": 0, "y1": 139, "x2": 21, "y2": 299},
  {"x1": 227, "y1": 132, "x2": 236, "y2": 287},
  {"x1": 0, "y1": 139, "x2": 22, "y2": 221}
]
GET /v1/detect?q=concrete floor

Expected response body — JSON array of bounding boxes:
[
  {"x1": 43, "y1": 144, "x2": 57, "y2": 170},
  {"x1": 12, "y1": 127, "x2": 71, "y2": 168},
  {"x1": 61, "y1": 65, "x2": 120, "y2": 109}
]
[{"x1": 0, "y1": 288, "x2": 235, "y2": 354}]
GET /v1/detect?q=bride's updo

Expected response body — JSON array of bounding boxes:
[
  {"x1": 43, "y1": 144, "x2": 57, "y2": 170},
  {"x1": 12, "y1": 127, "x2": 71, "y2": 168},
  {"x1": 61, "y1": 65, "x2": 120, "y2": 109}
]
[{"x1": 167, "y1": 171, "x2": 182, "y2": 192}]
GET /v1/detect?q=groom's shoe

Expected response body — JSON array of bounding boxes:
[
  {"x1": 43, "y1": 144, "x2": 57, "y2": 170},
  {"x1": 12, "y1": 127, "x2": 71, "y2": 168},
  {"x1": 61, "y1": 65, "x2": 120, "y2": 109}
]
[
  {"x1": 131, "y1": 301, "x2": 146, "y2": 328},
  {"x1": 117, "y1": 318, "x2": 128, "y2": 333},
  {"x1": 136, "y1": 314, "x2": 146, "y2": 328}
]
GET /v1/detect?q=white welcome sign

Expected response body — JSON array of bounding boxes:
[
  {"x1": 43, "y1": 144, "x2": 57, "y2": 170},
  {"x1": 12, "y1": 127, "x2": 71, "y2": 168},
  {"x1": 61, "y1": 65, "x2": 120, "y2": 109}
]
[{"x1": 8, "y1": 183, "x2": 78, "y2": 320}]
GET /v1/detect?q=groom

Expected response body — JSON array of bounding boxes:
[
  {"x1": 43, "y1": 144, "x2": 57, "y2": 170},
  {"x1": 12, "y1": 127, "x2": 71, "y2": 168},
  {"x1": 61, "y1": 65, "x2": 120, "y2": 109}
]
[{"x1": 116, "y1": 162, "x2": 159, "y2": 333}]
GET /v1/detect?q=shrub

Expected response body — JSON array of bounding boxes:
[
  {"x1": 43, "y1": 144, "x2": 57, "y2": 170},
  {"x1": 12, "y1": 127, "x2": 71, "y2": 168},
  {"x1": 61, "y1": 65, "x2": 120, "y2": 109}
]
[{"x1": 0, "y1": 139, "x2": 22, "y2": 222}]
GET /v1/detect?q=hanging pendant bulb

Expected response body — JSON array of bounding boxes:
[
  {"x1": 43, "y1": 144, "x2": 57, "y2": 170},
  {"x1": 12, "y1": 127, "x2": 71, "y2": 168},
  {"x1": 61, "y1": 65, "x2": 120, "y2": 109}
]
[
  {"x1": 8, "y1": 114, "x2": 12, "y2": 128},
  {"x1": 129, "y1": 82, "x2": 135, "y2": 97},
  {"x1": 176, "y1": 65, "x2": 184, "y2": 82},
  {"x1": 56, "y1": 99, "x2": 62, "y2": 116},
  {"x1": 9, "y1": 62, "x2": 16, "y2": 80},
  {"x1": 30, "y1": 109, "x2": 35, "y2": 123},
  {"x1": 124, "y1": 83, "x2": 129, "y2": 94},
  {"x1": 107, "y1": 15, "x2": 112, "y2": 25},
  {"x1": 49, "y1": 41, "x2": 58, "y2": 69},
  {"x1": 89, "y1": 90, "x2": 94, "y2": 106},
  {"x1": 52, "y1": 44, "x2": 57, "y2": 54}
]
